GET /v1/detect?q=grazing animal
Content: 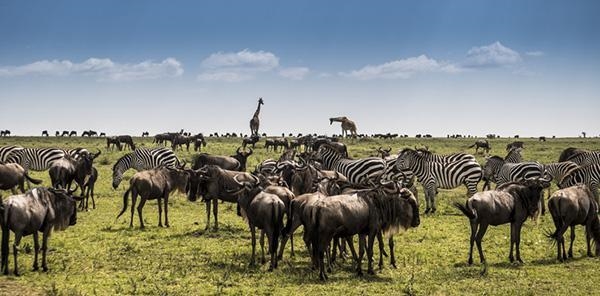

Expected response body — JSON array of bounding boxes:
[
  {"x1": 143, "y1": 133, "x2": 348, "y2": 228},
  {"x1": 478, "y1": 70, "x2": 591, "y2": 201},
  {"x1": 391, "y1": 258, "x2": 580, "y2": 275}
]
[
  {"x1": 539, "y1": 136, "x2": 546, "y2": 142},
  {"x1": 0, "y1": 130, "x2": 10, "y2": 137},
  {"x1": 454, "y1": 178, "x2": 550, "y2": 271},
  {"x1": 560, "y1": 149, "x2": 600, "y2": 167},
  {"x1": 1, "y1": 187, "x2": 83, "y2": 275},
  {"x1": 41, "y1": 130, "x2": 49, "y2": 137},
  {"x1": 329, "y1": 116, "x2": 357, "y2": 138},
  {"x1": 106, "y1": 137, "x2": 122, "y2": 151},
  {"x1": 316, "y1": 144, "x2": 385, "y2": 185},
  {"x1": 0, "y1": 145, "x2": 24, "y2": 163},
  {"x1": 116, "y1": 165, "x2": 188, "y2": 228},
  {"x1": 142, "y1": 131, "x2": 149, "y2": 137},
  {"x1": 117, "y1": 135, "x2": 136, "y2": 150},
  {"x1": 186, "y1": 165, "x2": 260, "y2": 230},
  {"x1": 49, "y1": 150, "x2": 100, "y2": 190},
  {"x1": 229, "y1": 182, "x2": 285, "y2": 270},
  {"x1": 4, "y1": 148, "x2": 65, "y2": 173},
  {"x1": 242, "y1": 135, "x2": 260, "y2": 149},
  {"x1": 310, "y1": 183, "x2": 420, "y2": 280},
  {"x1": 547, "y1": 185, "x2": 600, "y2": 261},
  {"x1": 249, "y1": 97, "x2": 264, "y2": 136},
  {"x1": 99, "y1": 132, "x2": 106, "y2": 137},
  {"x1": 468, "y1": 139, "x2": 491, "y2": 154},
  {"x1": 192, "y1": 153, "x2": 241, "y2": 171},
  {"x1": 506, "y1": 141, "x2": 524, "y2": 151},
  {"x1": 55, "y1": 131, "x2": 60, "y2": 137},
  {"x1": 68, "y1": 131, "x2": 77, "y2": 137},
  {"x1": 171, "y1": 135, "x2": 193, "y2": 151},
  {"x1": 396, "y1": 148, "x2": 482, "y2": 213},
  {"x1": 61, "y1": 131, "x2": 69, "y2": 137},
  {"x1": 559, "y1": 164, "x2": 600, "y2": 205},
  {"x1": 193, "y1": 134, "x2": 207, "y2": 152},
  {"x1": 231, "y1": 147, "x2": 253, "y2": 172},
  {"x1": 112, "y1": 148, "x2": 181, "y2": 189},
  {"x1": 0, "y1": 163, "x2": 43, "y2": 195},
  {"x1": 79, "y1": 167, "x2": 98, "y2": 211}
]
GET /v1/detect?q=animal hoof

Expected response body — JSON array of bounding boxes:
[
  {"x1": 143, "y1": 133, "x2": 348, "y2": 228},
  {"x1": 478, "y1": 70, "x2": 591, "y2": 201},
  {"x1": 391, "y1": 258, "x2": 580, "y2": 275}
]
[
  {"x1": 42, "y1": 266, "x2": 48, "y2": 272},
  {"x1": 468, "y1": 258, "x2": 473, "y2": 265},
  {"x1": 431, "y1": 208, "x2": 437, "y2": 213},
  {"x1": 424, "y1": 208, "x2": 431, "y2": 214},
  {"x1": 367, "y1": 269, "x2": 375, "y2": 275},
  {"x1": 391, "y1": 263, "x2": 397, "y2": 269},
  {"x1": 32, "y1": 266, "x2": 39, "y2": 271}
]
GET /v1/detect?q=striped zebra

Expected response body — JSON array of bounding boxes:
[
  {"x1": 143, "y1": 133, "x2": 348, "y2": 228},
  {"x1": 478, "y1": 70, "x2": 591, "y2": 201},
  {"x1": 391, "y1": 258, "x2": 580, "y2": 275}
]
[
  {"x1": 396, "y1": 148, "x2": 482, "y2": 213},
  {"x1": 65, "y1": 148, "x2": 90, "y2": 159},
  {"x1": 483, "y1": 156, "x2": 544, "y2": 188},
  {"x1": 543, "y1": 161, "x2": 580, "y2": 185},
  {"x1": 562, "y1": 150, "x2": 600, "y2": 166},
  {"x1": 559, "y1": 164, "x2": 600, "y2": 206},
  {"x1": 317, "y1": 144, "x2": 385, "y2": 185},
  {"x1": 5, "y1": 148, "x2": 65, "y2": 171},
  {"x1": 415, "y1": 148, "x2": 477, "y2": 162},
  {"x1": 0, "y1": 145, "x2": 24, "y2": 163},
  {"x1": 504, "y1": 148, "x2": 523, "y2": 163},
  {"x1": 112, "y1": 148, "x2": 181, "y2": 189}
]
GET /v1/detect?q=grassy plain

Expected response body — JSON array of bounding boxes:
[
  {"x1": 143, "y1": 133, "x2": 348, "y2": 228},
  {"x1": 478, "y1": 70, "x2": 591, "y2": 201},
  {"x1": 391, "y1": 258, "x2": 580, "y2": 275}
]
[{"x1": 0, "y1": 136, "x2": 598, "y2": 295}]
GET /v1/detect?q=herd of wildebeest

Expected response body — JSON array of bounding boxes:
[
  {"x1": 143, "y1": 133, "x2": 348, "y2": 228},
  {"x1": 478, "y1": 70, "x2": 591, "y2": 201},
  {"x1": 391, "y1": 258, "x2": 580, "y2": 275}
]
[{"x1": 0, "y1": 130, "x2": 599, "y2": 280}]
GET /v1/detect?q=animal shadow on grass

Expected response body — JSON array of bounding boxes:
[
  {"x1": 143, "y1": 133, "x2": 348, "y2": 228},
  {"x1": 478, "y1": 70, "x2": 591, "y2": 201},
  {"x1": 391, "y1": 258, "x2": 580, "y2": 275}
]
[{"x1": 167, "y1": 224, "x2": 246, "y2": 239}]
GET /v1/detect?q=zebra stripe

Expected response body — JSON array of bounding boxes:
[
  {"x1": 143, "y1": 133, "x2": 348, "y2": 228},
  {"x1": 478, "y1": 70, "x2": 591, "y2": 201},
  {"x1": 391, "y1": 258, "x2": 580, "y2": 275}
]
[
  {"x1": 112, "y1": 148, "x2": 180, "y2": 188},
  {"x1": 318, "y1": 144, "x2": 385, "y2": 185},
  {"x1": 417, "y1": 150, "x2": 476, "y2": 163},
  {"x1": 563, "y1": 151, "x2": 600, "y2": 166},
  {"x1": 0, "y1": 145, "x2": 24, "y2": 163},
  {"x1": 5, "y1": 148, "x2": 65, "y2": 171},
  {"x1": 504, "y1": 148, "x2": 523, "y2": 163},
  {"x1": 543, "y1": 161, "x2": 579, "y2": 184},
  {"x1": 496, "y1": 162, "x2": 544, "y2": 185},
  {"x1": 559, "y1": 164, "x2": 600, "y2": 202},
  {"x1": 381, "y1": 156, "x2": 414, "y2": 182},
  {"x1": 396, "y1": 148, "x2": 482, "y2": 212}
]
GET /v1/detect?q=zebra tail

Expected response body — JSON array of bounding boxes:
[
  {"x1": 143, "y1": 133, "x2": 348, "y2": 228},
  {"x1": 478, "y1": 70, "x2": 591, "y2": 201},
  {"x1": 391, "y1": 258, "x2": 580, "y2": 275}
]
[
  {"x1": 116, "y1": 188, "x2": 131, "y2": 220},
  {"x1": 453, "y1": 201, "x2": 476, "y2": 220}
]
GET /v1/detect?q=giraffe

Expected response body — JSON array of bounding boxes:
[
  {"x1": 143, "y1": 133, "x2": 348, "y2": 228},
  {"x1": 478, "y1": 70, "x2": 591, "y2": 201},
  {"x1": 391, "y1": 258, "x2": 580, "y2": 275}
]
[
  {"x1": 329, "y1": 116, "x2": 357, "y2": 138},
  {"x1": 249, "y1": 97, "x2": 264, "y2": 136}
]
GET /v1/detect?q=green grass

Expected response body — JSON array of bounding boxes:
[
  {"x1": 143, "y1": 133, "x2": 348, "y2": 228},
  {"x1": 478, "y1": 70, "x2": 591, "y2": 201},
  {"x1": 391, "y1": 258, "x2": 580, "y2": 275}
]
[{"x1": 0, "y1": 136, "x2": 598, "y2": 295}]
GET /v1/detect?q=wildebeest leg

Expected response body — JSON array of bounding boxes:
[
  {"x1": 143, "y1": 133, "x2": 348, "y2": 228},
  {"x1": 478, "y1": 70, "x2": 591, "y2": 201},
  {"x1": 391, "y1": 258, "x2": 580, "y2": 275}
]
[
  {"x1": 32, "y1": 232, "x2": 40, "y2": 271},
  {"x1": 468, "y1": 220, "x2": 478, "y2": 265},
  {"x1": 205, "y1": 199, "x2": 211, "y2": 230},
  {"x1": 157, "y1": 196, "x2": 163, "y2": 227},
  {"x1": 345, "y1": 237, "x2": 358, "y2": 264},
  {"x1": 389, "y1": 236, "x2": 396, "y2": 269},
  {"x1": 330, "y1": 238, "x2": 338, "y2": 268},
  {"x1": 130, "y1": 191, "x2": 138, "y2": 228},
  {"x1": 290, "y1": 231, "x2": 294, "y2": 257},
  {"x1": 213, "y1": 199, "x2": 219, "y2": 230},
  {"x1": 475, "y1": 223, "x2": 488, "y2": 264},
  {"x1": 12, "y1": 232, "x2": 22, "y2": 276},
  {"x1": 325, "y1": 242, "x2": 332, "y2": 273},
  {"x1": 376, "y1": 232, "x2": 385, "y2": 270},
  {"x1": 137, "y1": 197, "x2": 147, "y2": 229},
  {"x1": 163, "y1": 194, "x2": 170, "y2": 227},
  {"x1": 539, "y1": 194, "x2": 545, "y2": 216},
  {"x1": 41, "y1": 230, "x2": 50, "y2": 272},
  {"x1": 260, "y1": 230, "x2": 266, "y2": 264},
  {"x1": 509, "y1": 223, "x2": 516, "y2": 262},
  {"x1": 568, "y1": 226, "x2": 575, "y2": 258},
  {"x1": 356, "y1": 235, "x2": 365, "y2": 276},
  {"x1": 585, "y1": 225, "x2": 593, "y2": 257},
  {"x1": 514, "y1": 223, "x2": 524, "y2": 263},
  {"x1": 249, "y1": 225, "x2": 256, "y2": 266},
  {"x1": 367, "y1": 232, "x2": 376, "y2": 275},
  {"x1": 90, "y1": 185, "x2": 96, "y2": 209}
]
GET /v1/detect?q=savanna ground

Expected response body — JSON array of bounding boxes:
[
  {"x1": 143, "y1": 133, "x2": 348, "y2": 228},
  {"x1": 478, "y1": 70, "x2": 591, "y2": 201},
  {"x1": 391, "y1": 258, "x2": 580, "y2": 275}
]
[{"x1": 0, "y1": 136, "x2": 598, "y2": 296}]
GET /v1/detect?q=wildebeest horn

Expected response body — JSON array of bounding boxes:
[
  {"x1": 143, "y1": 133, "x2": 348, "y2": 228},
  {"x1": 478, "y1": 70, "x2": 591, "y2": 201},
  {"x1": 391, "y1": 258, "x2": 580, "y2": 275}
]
[
  {"x1": 377, "y1": 146, "x2": 383, "y2": 152},
  {"x1": 247, "y1": 147, "x2": 253, "y2": 155},
  {"x1": 68, "y1": 184, "x2": 79, "y2": 195},
  {"x1": 178, "y1": 160, "x2": 187, "y2": 169},
  {"x1": 385, "y1": 147, "x2": 392, "y2": 153},
  {"x1": 236, "y1": 146, "x2": 241, "y2": 154},
  {"x1": 92, "y1": 149, "x2": 102, "y2": 159}
]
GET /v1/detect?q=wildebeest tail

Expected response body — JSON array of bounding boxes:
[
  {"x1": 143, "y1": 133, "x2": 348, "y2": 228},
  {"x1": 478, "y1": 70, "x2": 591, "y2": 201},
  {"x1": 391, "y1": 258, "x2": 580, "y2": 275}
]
[
  {"x1": 453, "y1": 201, "x2": 476, "y2": 219},
  {"x1": 467, "y1": 143, "x2": 476, "y2": 148},
  {"x1": 310, "y1": 206, "x2": 321, "y2": 262},
  {"x1": 1, "y1": 202, "x2": 9, "y2": 272},
  {"x1": 24, "y1": 172, "x2": 43, "y2": 185},
  {"x1": 271, "y1": 203, "x2": 283, "y2": 258},
  {"x1": 116, "y1": 188, "x2": 131, "y2": 219},
  {"x1": 281, "y1": 200, "x2": 294, "y2": 237},
  {"x1": 545, "y1": 198, "x2": 564, "y2": 242}
]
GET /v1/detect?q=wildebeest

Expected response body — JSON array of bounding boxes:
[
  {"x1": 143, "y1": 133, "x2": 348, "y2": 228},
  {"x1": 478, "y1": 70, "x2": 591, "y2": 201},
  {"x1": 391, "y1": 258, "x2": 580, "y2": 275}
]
[
  {"x1": 231, "y1": 147, "x2": 253, "y2": 172},
  {"x1": 106, "y1": 136, "x2": 122, "y2": 151},
  {"x1": 1, "y1": 187, "x2": 83, "y2": 275},
  {"x1": 79, "y1": 167, "x2": 98, "y2": 211},
  {"x1": 116, "y1": 165, "x2": 188, "y2": 228},
  {"x1": 142, "y1": 131, "x2": 149, "y2": 137},
  {"x1": 49, "y1": 150, "x2": 100, "y2": 190},
  {"x1": 539, "y1": 136, "x2": 546, "y2": 142},
  {"x1": 242, "y1": 135, "x2": 260, "y2": 149},
  {"x1": 468, "y1": 139, "x2": 491, "y2": 154},
  {"x1": 227, "y1": 182, "x2": 285, "y2": 270},
  {"x1": 506, "y1": 141, "x2": 524, "y2": 151},
  {"x1": 99, "y1": 132, "x2": 106, "y2": 137},
  {"x1": 454, "y1": 178, "x2": 550, "y2": 272},
  {"x1": 41, "y1": 130, "x2": 49, "y2": 137},
  {"x1": 117, "y1": 135, "x2": 135, "y2": 150},
  {"x1": 171, "y1": 135, "x2": 193, "y2": 151},
  {"x1": 186, "y1": 165, "x2": 260, "y2": 230},
  {"x1": 0, "y1": 163, "x2": 43, "y2": 195},
  {"x1": 193, "y1": 134, "x2": 207, "y2": 152},
  {"x1": 69, "y1": 131, "x2": 77, "y2": 137},
  {"x1": 0, "y1": 130, "x2": 10, "y2": 137},
  {"x1": 61, "y1": 131, "x2": 69, "y2": 137},
  {"x1": 547, "y1": 185, "x2": 600, "y2": 261},
  {"x1": 310, "y1": 183, "x2": 420, "y2": 280},
  {"x1": 192, "y1": 153, "x2": 241, "y2": 171}
]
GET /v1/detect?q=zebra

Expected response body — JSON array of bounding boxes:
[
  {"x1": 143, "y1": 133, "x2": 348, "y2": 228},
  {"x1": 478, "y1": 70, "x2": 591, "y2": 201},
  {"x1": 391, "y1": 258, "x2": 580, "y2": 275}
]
[
  {"x1": 4, "y1": 148, "x2": 65, "y2": 172},
  {"x1": 316, "y1": 144, "x2": 385, "y2": 185},
  {"x1": 0, "y1": 145, "x2": 24, "y2": 163},
  {"x1": 504, "y1": 148, "x2": 523, "y2": 163},
  {"x1": 543, "y1": 161, "x2": 580, "y2": 185},
  {"x1": 559, "y1": 164, "x2": 600, "y2": 207},
  {"x1": 395, "y1": 148, "x2": 482, "y2": 213},
  {"x1": 111, "y1": 148, "x2": 181, "y2": 189},
  {"x1": 415, "y1": 148, "x2": 476, "y2": 163},
  {"x1": 562, "y1": 150, "x2": 600, "y2": 167},
  {"x1": 483, "y1": 156, "x2": 544, "y2": 188},
  {"x1": 64, "y1": 148, "x2": 90, "y2": 160}
]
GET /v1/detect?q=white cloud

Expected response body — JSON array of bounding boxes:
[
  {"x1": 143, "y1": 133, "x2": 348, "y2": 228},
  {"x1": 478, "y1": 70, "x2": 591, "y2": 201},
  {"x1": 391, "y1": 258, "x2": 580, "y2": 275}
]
[
  {"x1": 525, "y1": 51, "x2": 544, "y2": 57},
  {"x1": 0, "y1": 57, "x2": 183, "y2": 81},
  {"x1": 197, "y1": 71, "x2": 253, "y2": 82},
  {"x1": 198, "y1": 49, "x2": 280, "y2": 82},
  {"x1": 339, "y1": 55, "x2": 461, "y2": 80},
  {"x1": 279, "y1": 67, "x2": 309, "y2": 80},
  {"x1": 464, "y1": 41, "x2": 521, "y2": 67}
]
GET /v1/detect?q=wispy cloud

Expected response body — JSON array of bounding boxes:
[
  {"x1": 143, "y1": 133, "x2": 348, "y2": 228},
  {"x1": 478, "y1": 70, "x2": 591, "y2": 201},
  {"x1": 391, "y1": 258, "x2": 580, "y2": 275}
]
[
  {"x1": 340, "y1": 55, "x2": 461, "y2": 80},
  {"x1": 525, "y1": 51, "x2": 544, "y2": 57},
  {"x1": 279, "y1": 67, "x2": 309, "y2": 80},
  {"x1": 0, "y1": 58, "x2": 183, "y2": 81},
  {"x1": 198, "y1": 49, "x2": 310, "y2": 82},
  {"x1": 464, "y1": 41, "x2": 521, "y2": 67}
]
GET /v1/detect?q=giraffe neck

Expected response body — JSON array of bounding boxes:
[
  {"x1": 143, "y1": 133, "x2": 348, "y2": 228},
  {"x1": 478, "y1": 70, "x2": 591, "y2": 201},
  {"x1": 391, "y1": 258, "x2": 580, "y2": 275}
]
[{"x1": 253, "y1": 104, "x2": 261, "y2": 118}]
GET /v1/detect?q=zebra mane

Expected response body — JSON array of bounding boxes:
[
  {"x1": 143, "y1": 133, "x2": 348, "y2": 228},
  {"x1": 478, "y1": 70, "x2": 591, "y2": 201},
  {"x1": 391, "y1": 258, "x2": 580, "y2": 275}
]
[
  {"x1": 113, "y1": 153, "x2": 133, "y2": 171},
  {"x1": 398, "y1": 148, "x2": 415, "y2": 155},
  {"x1": 488, "y1": 155, "x2": 504, "y2": 162}
]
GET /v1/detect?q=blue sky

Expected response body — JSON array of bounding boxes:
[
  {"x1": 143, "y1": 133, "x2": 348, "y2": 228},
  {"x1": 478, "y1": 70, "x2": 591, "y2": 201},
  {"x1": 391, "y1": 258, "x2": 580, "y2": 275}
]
[{"x1": 1, "y1": 0, "x2": 599, "y2": 137}]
